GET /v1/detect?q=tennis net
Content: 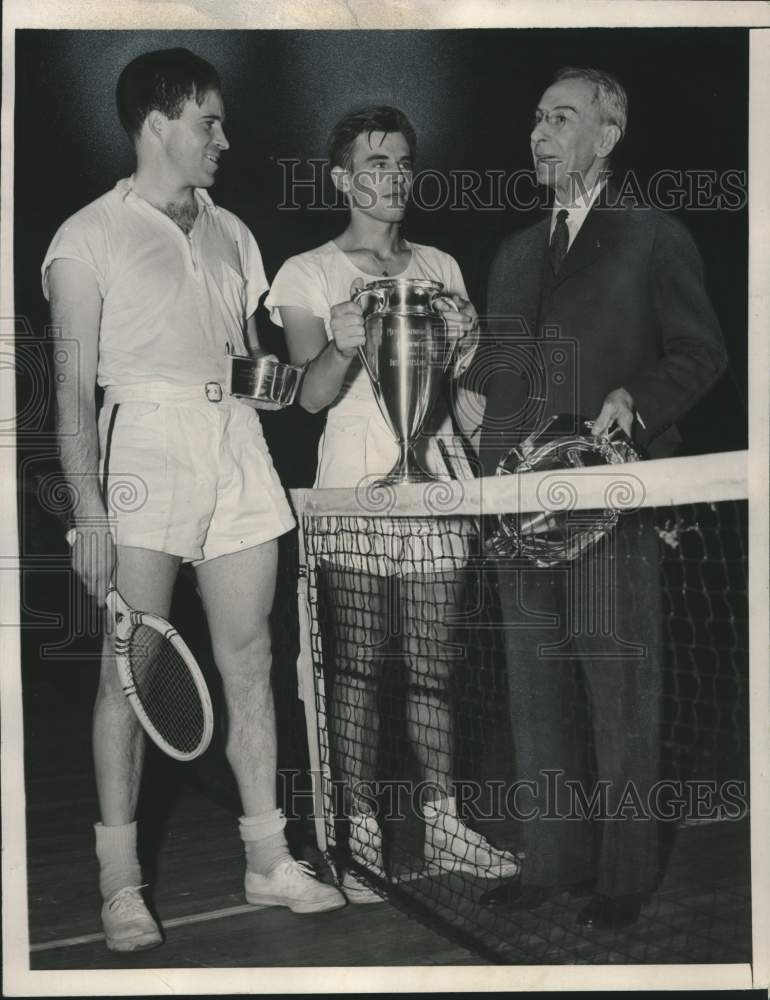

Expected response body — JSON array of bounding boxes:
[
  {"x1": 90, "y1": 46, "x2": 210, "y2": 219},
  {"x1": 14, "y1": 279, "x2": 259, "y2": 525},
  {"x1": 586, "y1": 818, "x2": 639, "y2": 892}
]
[{"x1": 291, "y1": 449, "x2": 749, "y2": 965}]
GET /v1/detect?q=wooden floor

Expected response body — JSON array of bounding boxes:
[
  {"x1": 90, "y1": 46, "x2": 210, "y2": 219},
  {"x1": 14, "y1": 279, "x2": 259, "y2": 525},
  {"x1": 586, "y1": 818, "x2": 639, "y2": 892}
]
[
  {"x1": 17, "y1": 555, "x2": 753, "y2": 971},
  {"x1": 389, "y1": 819, "x2": 752, "y2": 966},
  {"x1": 25, "y1": 767, "x2": 485, "y2": 970},
  {"x1": 25, "y1": 760, "x2": 751, "y2": 970}
]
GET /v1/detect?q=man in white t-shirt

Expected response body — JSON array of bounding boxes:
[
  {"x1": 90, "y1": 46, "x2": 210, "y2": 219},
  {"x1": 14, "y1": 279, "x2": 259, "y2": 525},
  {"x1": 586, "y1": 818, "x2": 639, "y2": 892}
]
[
  {"x1": 43, "y1": 48, "x2": 344, "y2": 953},
  {"x1": 266, "y1": 105, "x2": 520, "y2": 902}
]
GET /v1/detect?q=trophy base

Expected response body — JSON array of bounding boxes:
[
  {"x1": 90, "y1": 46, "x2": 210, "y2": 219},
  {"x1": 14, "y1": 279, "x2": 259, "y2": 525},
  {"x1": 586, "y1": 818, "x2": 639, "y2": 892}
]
[
  {"x1": 374, "y1": 450, "x2": 438, "y2": 486},
  {"x1": 374, "y1": 468, "x2": 439, "y2": 487}
]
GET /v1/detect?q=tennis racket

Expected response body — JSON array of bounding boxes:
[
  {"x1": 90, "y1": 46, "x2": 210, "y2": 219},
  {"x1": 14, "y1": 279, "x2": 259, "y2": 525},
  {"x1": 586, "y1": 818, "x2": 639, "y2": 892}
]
[{"x1": 104, "y1": 586, "x2": 214, "y2": 761}]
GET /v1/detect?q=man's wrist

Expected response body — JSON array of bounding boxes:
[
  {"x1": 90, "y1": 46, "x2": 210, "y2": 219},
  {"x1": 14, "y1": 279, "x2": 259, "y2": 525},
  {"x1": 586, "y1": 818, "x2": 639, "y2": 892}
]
[
  {"x1": 66, "y1": 517, "x2": 114, "y2": 545},
  {"x1": 330, "y1": 341, "x2": 356, "y2": 364}
]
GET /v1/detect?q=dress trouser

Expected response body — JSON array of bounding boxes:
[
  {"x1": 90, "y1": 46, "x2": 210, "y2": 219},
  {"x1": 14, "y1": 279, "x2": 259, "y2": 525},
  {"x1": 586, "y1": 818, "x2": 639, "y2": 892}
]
[{"x1": 495, "y1": 511, "x2": 661, "y2": 897}]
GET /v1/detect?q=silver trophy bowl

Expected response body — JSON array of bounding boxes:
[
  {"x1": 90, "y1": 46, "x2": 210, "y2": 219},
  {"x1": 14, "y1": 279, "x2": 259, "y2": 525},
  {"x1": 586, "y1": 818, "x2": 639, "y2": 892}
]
[
  {"x1": 226, "y1": 353, "x2": 305, "y2": 407},
  {"x1": 352, "y1": 278, "x2": 457, "y2": 485}
]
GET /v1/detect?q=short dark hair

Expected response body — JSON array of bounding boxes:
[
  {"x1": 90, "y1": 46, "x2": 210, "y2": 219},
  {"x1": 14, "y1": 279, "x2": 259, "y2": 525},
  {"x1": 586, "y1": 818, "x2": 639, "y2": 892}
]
[
  {"x1": 552, "y1": 66, "x2": 628, "y2": 137},
  {"x1": 328, "y1": 105, "x2": 417, "y2": 170},
  {"x1": 116, "y1": 47, "x2": 221, "y2": 140}
]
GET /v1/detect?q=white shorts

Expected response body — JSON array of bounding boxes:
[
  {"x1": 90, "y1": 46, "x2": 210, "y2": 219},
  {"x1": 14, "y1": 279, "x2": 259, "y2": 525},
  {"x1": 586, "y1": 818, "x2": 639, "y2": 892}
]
[
  {"x1": 98, "y1": 384, "x2": 295, "y2": 563},
  {"x1": 311, "y1": 407, "x2": 476, "y2": 577}
]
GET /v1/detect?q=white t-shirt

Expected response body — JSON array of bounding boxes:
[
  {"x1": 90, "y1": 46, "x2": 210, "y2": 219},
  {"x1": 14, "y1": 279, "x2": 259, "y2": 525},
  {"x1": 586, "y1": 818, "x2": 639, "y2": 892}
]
[
  {"x1": 265, "y1": 239, "x2": 469, "y2": 487},
  {"x1": 41, "y1": 177, "x2": 268, "y2": 387}
]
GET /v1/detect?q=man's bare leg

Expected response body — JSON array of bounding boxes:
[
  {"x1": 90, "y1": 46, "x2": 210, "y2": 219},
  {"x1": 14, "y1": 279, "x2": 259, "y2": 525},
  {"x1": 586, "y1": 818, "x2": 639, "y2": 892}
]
[
  {"x1": 195, "y1": 541, "x2": 278, "y2": 816},
  {"x1": 92, "y1": 544, "x2": 179, "y2": 949},
  {"x1": 321, "y1": 566, "x2": 389, "y2": 900},
  {"x1": 322, "y1": 566, "x2": 390, "y2": 817},
  {"x1": 196, "y1": 540, "x2": 344, "y2": 912},
  {"x1": 93, "y1": 544, "x2": 180, "y2": 825},
  {"x1": 401, "y1": 571, "x2": 460, "y2": 801},
  {"x1": 403, "y1": 571, "x2": 520, "y2": 880}
]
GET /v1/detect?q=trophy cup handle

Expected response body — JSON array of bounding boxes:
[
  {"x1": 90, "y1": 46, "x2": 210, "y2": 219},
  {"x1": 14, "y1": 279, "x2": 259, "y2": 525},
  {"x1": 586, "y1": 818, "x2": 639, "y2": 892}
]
[
  {"x1": 351, "y1": 285, "x2": 387, "y2": 315},
  {"x1": 352, "y1": 285, "x2": 388, "y2": 389},
  {"x1": 357, "y1": 344, "x2": 379, "y2": 389},
  {"x1": 429, "y1": 291, "x2": 461, "y2": 370}
]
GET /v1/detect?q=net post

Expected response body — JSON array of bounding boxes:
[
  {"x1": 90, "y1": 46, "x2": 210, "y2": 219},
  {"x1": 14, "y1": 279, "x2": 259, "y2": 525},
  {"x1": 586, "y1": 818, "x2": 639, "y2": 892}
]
[{"x1": 291, "y1": 487, "x2": 330, "y2": 858}]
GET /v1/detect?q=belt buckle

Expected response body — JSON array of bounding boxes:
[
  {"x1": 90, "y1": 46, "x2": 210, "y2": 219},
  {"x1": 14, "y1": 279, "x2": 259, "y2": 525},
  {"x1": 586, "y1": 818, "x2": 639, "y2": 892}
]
[{"x1": 205, "y1": 381, "x2": 223, "y2": 403}]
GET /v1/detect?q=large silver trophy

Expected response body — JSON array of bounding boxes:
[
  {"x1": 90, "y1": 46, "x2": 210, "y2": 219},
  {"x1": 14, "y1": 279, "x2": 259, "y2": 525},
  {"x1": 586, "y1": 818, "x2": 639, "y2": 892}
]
[{"x1": 352, "y1": 278, "x2": 458, "y2": 485}]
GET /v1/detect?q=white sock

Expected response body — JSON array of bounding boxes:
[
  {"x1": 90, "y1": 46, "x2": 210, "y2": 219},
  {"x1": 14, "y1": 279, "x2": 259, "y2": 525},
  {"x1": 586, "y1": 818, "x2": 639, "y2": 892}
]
[
  {"x1": 94, "y1": 821, "x2": 142, "y2": 902},
  {"x1": 239, "y1": 809, "x2": 292, "y2": 876}
]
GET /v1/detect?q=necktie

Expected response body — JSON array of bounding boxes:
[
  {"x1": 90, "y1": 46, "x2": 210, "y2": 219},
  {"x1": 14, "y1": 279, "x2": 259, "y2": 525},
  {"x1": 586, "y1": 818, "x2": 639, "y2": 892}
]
[{"x1": 549, "y1": 208, "x2": 570, "y2": 275}]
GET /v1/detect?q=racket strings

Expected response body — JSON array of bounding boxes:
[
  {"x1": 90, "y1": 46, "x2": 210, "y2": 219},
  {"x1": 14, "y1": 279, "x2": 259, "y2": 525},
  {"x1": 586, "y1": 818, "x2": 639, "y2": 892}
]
[{"x1": 127, "y1": 623, "x2": 206, "y2": 754}]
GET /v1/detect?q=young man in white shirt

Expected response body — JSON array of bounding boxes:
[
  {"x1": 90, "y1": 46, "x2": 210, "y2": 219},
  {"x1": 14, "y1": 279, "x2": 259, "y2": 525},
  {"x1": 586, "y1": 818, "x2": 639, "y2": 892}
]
[
  {"x1": 266, "y1": 105, "x2": 520, "y2": 903},
  {"x1": 44, "y1": 47, "x2": 345, "y2": 952}
]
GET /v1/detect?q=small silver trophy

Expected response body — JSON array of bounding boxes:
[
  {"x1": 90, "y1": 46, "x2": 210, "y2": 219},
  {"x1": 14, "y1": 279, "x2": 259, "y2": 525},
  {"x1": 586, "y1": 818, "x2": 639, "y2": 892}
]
[
  {"x1": 226, "y1": 350, "x2": 306, "y2": 407},
  {"x1": 352, "y1": 278, "x2": 458, "y2": 485}
]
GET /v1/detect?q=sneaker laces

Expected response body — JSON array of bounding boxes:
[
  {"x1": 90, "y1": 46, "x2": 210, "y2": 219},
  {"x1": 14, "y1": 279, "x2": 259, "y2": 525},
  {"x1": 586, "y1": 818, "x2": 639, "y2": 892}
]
[
  {"x1": 106, "y1": 884, "x2": 149, "y2": 914},
  {"x1": 342, "y1": 868, "x2": 371, "y2": 889},
  {"x1": 272, "y1": 858, "x2": 319, "y2": 881},
  {"x1": 425, "y1": 815, "x2": 518, "y2": 868},
  {"x1": 342, "y1": 868, "x2": 383, "y2": 898},
  {"x1": 426, "y1": 810, "x2": 496, "y2": 849}
]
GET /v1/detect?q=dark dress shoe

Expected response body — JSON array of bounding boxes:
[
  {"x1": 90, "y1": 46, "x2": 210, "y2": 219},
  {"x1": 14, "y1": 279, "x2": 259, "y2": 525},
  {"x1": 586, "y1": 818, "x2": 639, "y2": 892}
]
[
  {"x1": 576, "y1": 893, "x2": 642, "y2": 931},
  {"x1": 480, "y1": 877, "x2": 553, "y2": 910}
]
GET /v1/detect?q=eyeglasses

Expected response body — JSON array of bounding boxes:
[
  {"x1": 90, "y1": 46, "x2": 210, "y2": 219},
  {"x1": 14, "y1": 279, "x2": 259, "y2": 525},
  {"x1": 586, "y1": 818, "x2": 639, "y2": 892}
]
[{"x1": 531, "y1": 110, "x2": 573, "y2": 132}]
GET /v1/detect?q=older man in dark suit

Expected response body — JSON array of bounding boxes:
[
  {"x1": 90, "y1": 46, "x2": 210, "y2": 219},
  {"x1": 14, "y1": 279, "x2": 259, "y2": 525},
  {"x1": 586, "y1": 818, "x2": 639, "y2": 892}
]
[{"x1": 475, "y1": 67, "x2": 726, "y2": 930}]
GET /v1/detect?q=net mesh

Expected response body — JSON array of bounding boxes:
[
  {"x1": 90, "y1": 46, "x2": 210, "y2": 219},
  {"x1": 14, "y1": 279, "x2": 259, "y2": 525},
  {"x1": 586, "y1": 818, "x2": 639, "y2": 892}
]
[
  {"x1": 124, "y1": 623, "x2": 207, "y2": 756},
  {"x1": 293, "y1": 452, "x2": 750, "y2": 964}
]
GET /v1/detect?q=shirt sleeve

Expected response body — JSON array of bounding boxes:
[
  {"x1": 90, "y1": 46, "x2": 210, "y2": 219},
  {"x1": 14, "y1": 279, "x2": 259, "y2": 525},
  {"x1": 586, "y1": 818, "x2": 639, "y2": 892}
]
[
  {"x1": 41, "y1": 210, "x2": 110, "y2": 301},
  {"x1": 440, "y1": 252, "x2": 477, "y2": 378},
  {"x1": 239, "y1": 224, "x2": 269, "y2": 319},
  {"x1": 444, "y1": 253, "x2": 469, "y2": 300},
  {"x1": 264, "y1": 254, "x2": 330, "y2": 328}
]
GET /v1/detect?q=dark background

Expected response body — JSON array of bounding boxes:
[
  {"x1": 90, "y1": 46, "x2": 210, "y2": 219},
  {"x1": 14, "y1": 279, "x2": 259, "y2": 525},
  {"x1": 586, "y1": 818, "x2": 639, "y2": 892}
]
[
  {"x1": 15, "y1": 27, "x2": 749, "y2": 476},
  {"x1": 13, "y1": 27, "x2": 750, "y2": 796}
]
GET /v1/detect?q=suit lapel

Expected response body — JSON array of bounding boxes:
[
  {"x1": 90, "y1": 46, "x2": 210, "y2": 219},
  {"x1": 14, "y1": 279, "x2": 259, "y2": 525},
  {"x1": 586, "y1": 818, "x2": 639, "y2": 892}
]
[
  {"x1": 551, "y1": 191, "x2": 626, "y2": 287},
  {"x1": 511, "y1": 219, "x2": 549, "y2": 333}
]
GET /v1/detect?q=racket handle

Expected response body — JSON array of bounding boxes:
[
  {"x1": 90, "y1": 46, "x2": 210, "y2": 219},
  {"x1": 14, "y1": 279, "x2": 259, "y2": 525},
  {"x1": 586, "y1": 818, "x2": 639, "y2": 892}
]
[
  {"x1": 66, "y1": 529, "x2": 122, "y2": 614},
  {"x1": 104, "y1": 587, "x2": 131, "y2": 617}
]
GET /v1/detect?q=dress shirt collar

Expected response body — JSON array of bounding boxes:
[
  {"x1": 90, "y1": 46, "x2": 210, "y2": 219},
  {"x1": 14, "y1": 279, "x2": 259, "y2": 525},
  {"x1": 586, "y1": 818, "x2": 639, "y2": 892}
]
[
  {"x1": 116, "y1": 175, "x2": 216, "y2": 213},
  {"x1": 549, "y1": 177, "x2": 605, "y2": 248}
]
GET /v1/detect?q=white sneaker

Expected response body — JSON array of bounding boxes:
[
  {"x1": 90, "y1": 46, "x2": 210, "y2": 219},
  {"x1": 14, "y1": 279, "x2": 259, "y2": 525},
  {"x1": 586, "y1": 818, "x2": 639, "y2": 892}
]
[
  {"x1": 423, "y1": 805, "x2": 521, "y2": 879},
  {"x1": 101, "y1": 886, "x2": 162, "y2": 952},
  {"x1": 340, "y1": 868, "x2": 385, "y2": 905},
  {"x1": 349, "y1": 811, "x2": 386, "y2": 876},
  {"x1": 245, "y1": 859, "x2": 346, "y2": 913}
]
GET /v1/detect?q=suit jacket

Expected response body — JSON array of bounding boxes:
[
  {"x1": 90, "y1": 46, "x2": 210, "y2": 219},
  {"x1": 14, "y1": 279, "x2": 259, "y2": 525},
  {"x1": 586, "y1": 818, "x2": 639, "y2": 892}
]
[{"x1": 476, "y1": 194, "x2": 727, "y2": 474}]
